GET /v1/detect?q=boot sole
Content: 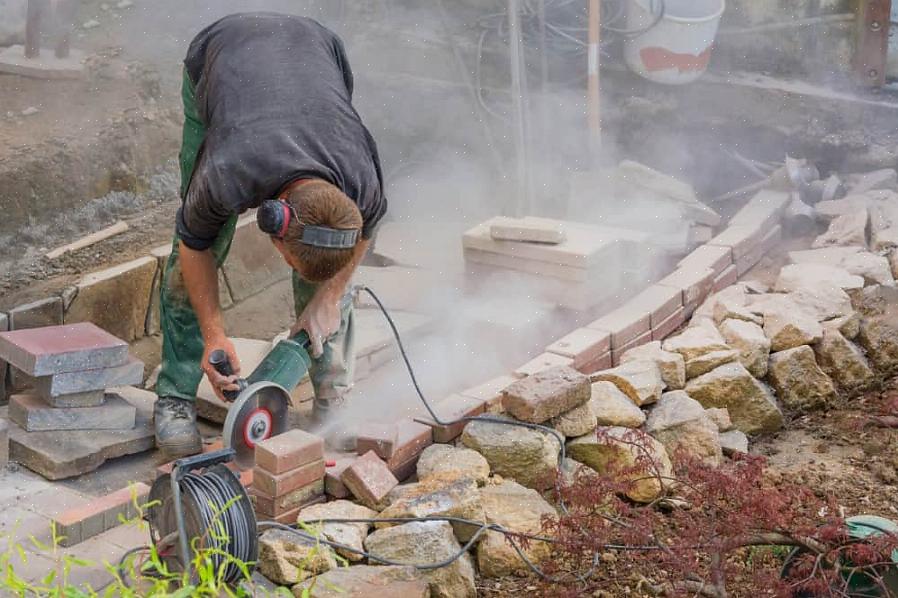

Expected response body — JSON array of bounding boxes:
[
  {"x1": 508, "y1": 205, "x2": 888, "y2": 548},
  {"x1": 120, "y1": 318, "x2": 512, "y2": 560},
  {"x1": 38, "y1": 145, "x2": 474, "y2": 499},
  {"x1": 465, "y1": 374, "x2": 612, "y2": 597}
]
[{"x1": 157, "y1": 438, "x2": 203, "y2": 460}]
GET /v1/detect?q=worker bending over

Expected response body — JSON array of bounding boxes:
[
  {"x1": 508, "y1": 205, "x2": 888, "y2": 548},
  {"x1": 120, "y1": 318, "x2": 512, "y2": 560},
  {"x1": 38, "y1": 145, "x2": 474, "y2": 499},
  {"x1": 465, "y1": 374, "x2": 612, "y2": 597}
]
[{"x1": 154, "y1": 12, "x2": 387, "y2": 458}]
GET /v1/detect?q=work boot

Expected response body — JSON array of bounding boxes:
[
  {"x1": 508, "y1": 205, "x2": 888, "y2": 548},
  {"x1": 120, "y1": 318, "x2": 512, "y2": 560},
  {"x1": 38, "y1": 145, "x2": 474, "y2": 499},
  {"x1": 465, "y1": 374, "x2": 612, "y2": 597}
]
[{"x1": 154, "y1": 397, "x2": 202, "y2": 459}]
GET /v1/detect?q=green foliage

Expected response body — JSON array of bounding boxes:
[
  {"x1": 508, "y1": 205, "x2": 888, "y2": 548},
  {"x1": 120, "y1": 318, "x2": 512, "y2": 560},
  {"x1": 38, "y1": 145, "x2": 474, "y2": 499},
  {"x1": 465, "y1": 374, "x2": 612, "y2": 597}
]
[{"x1": 0, "y1": 483, "x2": 295, "y2": 598}]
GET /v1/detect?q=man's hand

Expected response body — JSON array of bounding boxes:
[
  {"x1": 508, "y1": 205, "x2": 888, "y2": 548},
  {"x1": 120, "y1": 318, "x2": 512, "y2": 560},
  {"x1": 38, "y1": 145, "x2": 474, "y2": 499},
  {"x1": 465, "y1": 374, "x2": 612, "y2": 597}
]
[
  {"x1": 292, "y1": 290, "x2": 341, "y2": 358},
  {"x1": 201, "y1": 335, "x2": 242, "y2": 401}
]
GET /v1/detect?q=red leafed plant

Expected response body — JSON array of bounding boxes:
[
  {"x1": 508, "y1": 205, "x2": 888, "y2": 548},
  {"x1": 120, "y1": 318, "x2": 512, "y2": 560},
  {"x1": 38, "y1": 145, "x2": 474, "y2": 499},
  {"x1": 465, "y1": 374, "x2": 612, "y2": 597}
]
[{"x1": 537, "y1": 428, "x2": 898, "y2": 598}]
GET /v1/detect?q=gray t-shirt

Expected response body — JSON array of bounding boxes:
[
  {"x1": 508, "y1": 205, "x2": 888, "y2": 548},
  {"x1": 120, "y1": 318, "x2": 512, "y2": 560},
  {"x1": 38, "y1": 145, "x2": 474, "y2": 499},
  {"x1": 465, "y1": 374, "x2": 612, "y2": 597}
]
[{"x1": 177, "y1": 13, "x2": 386, "y2": 250}]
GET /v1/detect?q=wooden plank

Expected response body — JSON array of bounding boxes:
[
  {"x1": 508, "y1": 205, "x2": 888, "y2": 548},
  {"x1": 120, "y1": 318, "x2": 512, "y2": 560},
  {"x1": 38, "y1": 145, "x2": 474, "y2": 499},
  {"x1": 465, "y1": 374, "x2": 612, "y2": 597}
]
[{"x1": 46, "y1": 221, "x2": 128, "y2": 259}]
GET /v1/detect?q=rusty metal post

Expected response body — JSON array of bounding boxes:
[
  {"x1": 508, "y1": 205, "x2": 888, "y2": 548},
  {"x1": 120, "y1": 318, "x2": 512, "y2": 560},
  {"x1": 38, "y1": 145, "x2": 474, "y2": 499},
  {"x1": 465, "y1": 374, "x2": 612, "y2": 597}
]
[
  {"x1": 25, "y1": 0, "x2": 46, "y2": 59},
  {"x1": 854, "y1": 0, "x2": 891, "y2": 86},
  {"x1": 587, "y1": 0, "x2": 601, "y2": 155}
]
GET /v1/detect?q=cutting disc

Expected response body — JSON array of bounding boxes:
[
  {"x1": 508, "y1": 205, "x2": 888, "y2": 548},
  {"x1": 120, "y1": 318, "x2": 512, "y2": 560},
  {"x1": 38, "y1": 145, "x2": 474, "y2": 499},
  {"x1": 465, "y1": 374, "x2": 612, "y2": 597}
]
[{"x1": 222, "y1": 381, "x2": 291, "y2": 470}]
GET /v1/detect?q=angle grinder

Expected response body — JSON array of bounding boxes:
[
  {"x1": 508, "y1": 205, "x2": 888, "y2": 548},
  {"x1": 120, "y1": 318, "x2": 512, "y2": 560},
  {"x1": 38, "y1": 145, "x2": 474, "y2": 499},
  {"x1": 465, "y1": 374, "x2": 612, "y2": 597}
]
[{"x1": 208, "y1": 330, "x2": 312, "y2": 470}]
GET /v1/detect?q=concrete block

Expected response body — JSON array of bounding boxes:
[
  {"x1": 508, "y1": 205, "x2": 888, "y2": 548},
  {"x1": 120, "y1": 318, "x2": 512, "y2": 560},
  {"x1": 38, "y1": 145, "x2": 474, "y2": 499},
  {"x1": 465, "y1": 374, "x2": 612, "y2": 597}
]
[
  {"x1": 489, "y1": 216, "x2": 566, "y2": 244},
  {"x1": 0, "y1": 322, "x2": 128, "y2": 376},
  {"x1": 325, "y1": 458, "x2": 353, "y2": 498},
  {"x1": 356, "y1": 424, "x2": 400, "y2": 460},
  {"x1": 252, "y1": 459, "x2": 326, "y2": 499},
  {"x1": 651, "y1": 307, "x2": 688, "y2": 341},
  {"x1": 502, "y1": 366, "x2": 590, "y2": 423},
  {"x1": 341, "y1": 451, "x2": 399, "y2": 508},
  {"x1": 42, "y1": 390, "x2": 106, "y2": 408},
  {"x1": 729, "y1": 190, "x2": 790, "y2": 231},
  {"x1": 255, "y1": 430, "x2": 324, "y2": 475},
  {"x1": 34, "y1": 355, "x2": 143, "y2": 398},
  {"x1": 713, "y1": 265, "x2": 739, "y2": 293},
  {"x1": 250, "y1": 480, "x2": 325, "y2": 517},
  {"x1": 628, "y1": 284, "x2": 684, "y2": 328},
  {"x1": 65, "y1": 256, "x2": 158, "y2": 342},
  {"x1": 546, "y1": 328, "x2": 611, "y2": 371},
  {"x1": 657, "y1": 267, "x2": 715, "y2": 313},
  {"x1": 587, "y1": 303, "x2": 651, "y2": 349},
  {"x1": 9, "y1": 297, "x2": 63, "y2": 330},
  {"x1": 459, "y1": 375, "x2": 518, "y2": 413},
  {"x1": 513, "y1": 352, "x2": 574, "y2": 377},
  {"x1": 611, "y1": 330, "x2": 653, "y2": 366},
  {"x1": 10, "y1": 392, "x2": 136, "y2": 432},
  {"x1": 678, "y1": 244, "x2": 734, "y2": 277},
  {"x1": 416, "y1": 394, "x2": 486, "y2": 443},
  {"x1": 7, "y1": 387, "x2": 156, "y2": 480},
  {"x1": 221, "y1": 213, "x2": 291, "y2": 302},
  {"x1": 708, "y1": 225, "x2": 765, "y2": 259}
]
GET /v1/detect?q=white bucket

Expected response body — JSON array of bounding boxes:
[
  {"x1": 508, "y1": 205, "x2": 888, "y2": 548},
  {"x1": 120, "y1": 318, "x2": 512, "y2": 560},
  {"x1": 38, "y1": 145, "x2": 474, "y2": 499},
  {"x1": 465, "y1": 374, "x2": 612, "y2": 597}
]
[{"x1": 623, "y1": 0, "x2": 726, "y2": 85}]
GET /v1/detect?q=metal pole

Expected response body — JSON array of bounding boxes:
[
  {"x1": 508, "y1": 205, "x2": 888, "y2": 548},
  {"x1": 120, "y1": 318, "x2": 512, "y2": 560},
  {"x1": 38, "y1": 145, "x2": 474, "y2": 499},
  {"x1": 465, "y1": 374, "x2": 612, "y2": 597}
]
[
  {"x1": 587, "y1": 0, "x2": 602, "y2": 155},
  {"x1": 507, "y1": 0, "x2": 533, "y2": 217}
]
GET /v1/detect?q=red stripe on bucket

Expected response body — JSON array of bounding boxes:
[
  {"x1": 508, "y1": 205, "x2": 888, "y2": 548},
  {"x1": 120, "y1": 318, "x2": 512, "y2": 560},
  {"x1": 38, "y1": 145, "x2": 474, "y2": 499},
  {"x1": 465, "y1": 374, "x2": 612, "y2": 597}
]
[{"x1": 640, "y1": 46, "x2": 712, "y2": 73}]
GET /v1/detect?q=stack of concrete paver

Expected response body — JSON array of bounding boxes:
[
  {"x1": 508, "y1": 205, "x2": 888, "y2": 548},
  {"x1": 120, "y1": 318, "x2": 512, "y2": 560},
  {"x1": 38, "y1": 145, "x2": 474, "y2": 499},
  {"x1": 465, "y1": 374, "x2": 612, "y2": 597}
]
[
  {"x1": 0, "y1": 323, "x2": 144, "y2": 432},
  {"x1": 251, "y1": 429, "x2": 326, "y2": 523}
]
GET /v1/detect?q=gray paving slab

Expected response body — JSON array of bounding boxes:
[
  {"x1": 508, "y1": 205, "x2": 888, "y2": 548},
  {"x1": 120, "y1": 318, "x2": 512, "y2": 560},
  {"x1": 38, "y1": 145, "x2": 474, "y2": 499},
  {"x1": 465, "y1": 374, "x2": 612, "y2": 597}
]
[
  {"x1": 34, "y1": 355, "x2": 144, "y2": 398},
  {"x1": 8, "y1": 297, "x2": 63, "y2": 331},
  {"x1": 0, "y1": 322, "x2": 128, "y2": 376},
  {"x1": 43, "y1": 390, "x2": 106, "y2": 408},
  {"x1": 10, "y1": 393, "x2": 136, "y2": 432}
]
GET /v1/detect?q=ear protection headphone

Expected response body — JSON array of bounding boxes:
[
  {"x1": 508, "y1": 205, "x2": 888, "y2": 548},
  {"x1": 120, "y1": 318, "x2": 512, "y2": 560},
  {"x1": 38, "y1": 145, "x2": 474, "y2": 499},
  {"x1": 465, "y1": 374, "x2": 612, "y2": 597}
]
[{"x1": 257, "y1": 199, "x2": 360, "y2": 249}]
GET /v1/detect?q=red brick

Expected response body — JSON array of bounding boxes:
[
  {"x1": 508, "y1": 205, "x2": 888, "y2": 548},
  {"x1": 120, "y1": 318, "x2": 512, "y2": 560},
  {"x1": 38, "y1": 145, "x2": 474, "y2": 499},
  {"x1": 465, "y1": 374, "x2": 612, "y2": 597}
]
[
  {"x1": 250, "y1": 479, "x2": 325, "y2": 517},
  {"x1": 513, "y1": 352, "x2": 573, "y2": 377},
  {"x1": 576, "y1": 350, "x2": 612, "y2": 374},
  {"x1": 627, "y1": 284, "x2": 684, "y2": 328},
  {"x1": 587, "y1": 304, "x2": 651, "y2": 349},
  {"x1": 651, "y1": 307, "x2": 687, "y2": 341},
  {"x1": 0, "y1": 322, "x2": 128, "y2": 376},
  {"x1": 386, "y1": 421, "x2": 433, "y2": 469},
  {"x1": 270, "y1": 495, "x2": 327, "y2": 525},
  {"x1": 253, "y1": 459, "x2": 325, "y2": 498},
  {"x1": 341, "y1": 451, "x2": 399, "y2": 507},
  {"x1": 735, "y1": 224, "x2": 781, "y2": 277},
  {"x1": 678, "y1": 244, "x2": 733, "y2": 277},
  {"x1": 611, "y1": 330, "x2": 653, "y2": 366},
  {"x1": 389, "y1": 453, "x2": 420, "y2": 482},
  {"x1": 708, "y1": 225, "x2": 765, "y2": 259},
  {"x1": 712, "y1": 265, "x2": 739, "y2": 293},
  {"x1": 545, "y1": 328, "x2": 611, "y2": 370},
  {"x1": 325, "y1": 458, "x2": 353, "y2": 498},
  {"x1": 657, "y1": 267, "x2": 715, "y2": 312},
  {"x1": 356, "y1": 423, "x2": 400, "y2": 459},
  {"x1": 416, "y1": 394, "x2": 485, "y2": 443},
  {"x1": 255, "y1": 430, "x2": 324, "y2": 474},
  {"x1": 53, "y1": 483, "x2": 149, "y2": 547}
]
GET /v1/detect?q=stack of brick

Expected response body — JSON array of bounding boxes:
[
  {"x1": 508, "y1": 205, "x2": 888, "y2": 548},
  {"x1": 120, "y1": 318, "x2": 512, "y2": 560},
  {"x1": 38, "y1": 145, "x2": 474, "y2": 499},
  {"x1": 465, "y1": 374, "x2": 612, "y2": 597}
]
[
  {"x1": 0, "y1": 323, "x2": 143, "y2": 432},
  {"x1": 251, "y1": 430, "x2": 326, "y2": 524},
  {"x1": 355, "y1": 420, "x2": 433, "y2": 481},
  {"x1": 53, "y1": 483, "x2": 150, "y2": 547}
]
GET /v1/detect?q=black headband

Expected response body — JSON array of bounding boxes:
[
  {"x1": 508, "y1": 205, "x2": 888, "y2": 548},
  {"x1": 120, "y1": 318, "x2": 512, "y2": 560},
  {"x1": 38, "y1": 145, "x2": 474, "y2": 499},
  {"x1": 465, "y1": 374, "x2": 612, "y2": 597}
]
[{"x1": 257, "y1": 199, "x2": 359, "y2": 249}]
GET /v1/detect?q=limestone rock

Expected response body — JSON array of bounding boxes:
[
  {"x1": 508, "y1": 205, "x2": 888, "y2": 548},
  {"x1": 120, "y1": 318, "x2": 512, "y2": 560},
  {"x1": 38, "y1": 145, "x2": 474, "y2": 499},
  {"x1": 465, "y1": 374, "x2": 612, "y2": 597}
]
[
  {"x1": 685, "y1": 349, "x2": 739, "y2": 379},
  {"x1": 478, "y1": 480, "x2": 557, "y2": 578},
  {"x1": 292, "y1": 566, "x2": 428, "y2": 598},
  {"x1": 461, "y1": 417, "x2": 559, "y2": 490},
  {"x1": 258, "y1": 529, "x2": 337, "y2": 585},
  {"x1": 416, "y1": 444, "x2": 490, "y2": 486},
  {"x1": 789, "y1": 246, "x2": 865, "y2": 266},
  {"x1": 502, "y1": 366, "x2": 590, "y2": 424},
  {"x1": 685, "y1": 362, "x2": 784, "y2": 435},
  {"x1": 815, "y1": 196, "x2": 869, "y2": 220},
  {"x1": 767, "y1": 345, "x2": 838, "y2": 411},
  {"x1": 693, "y1": 285, "x2": 747, "y2": 320},
  {"x1": 621, "y1": 341, "x2": 686, "y2": 390},
  {"x1": 705, "y1": 408, "x2": 733, "y2": 432},
  {"x1": 840, "y1": 252, "x2": 895, "y2": 286},
  {"x1": 645, "y1": 391, "x2": 722, "y2": 466},
  {"x1": 812, "y1": 209, "x2": 868, "y2": 249},
  {"x1": 720, "y1": 430, "x2": 749, "y2": 455},
  {"x1": 364, "y1": 521, "x2": 476, "y2": 598},
  {"x1": 891, "y1": 250, "x2": 898, "y2": 281},
  {"x1": 849, "y1": 168, "x2": 897, "y2": 194},
  {"x1": 567, "y1": 427, "x2": 673, "y2": 503},
  {"x1": 857, "y1": 317, "x2": 898, "y2": 371},
  {"x1": 377, "y1": 475, "x2": 484, "y2": 542},
  {"x1": 663, "y1": 326, "x2": 731, "y2": 362},
  {"x1": 873, "y1": 226, "x2": 898, "y2": 251},
  {"x1": 719, "y1": 318, "x2": 771, "y2": 378},
  {"x1": 764, "y1": 308, "x2": 823, "y2": 352},
  {"x1": 774, "y1": 264, "x2": 864, "y2": 293},
  {"x1": 787, "y1": 283, "x2": 855, "y2": 321},
  {"x1": 831, "y1": 313, "x2": 861, "y2": 339},
  {"x1": 549, "y1": 401, "x2": 597, "y2": 437},
  {"x1": 298, "y1": 500, "x2": 377, "y2": 563},
  {"x1": 815, "y1": 325, "x2": 875, "y2": 391},
  {"x1": 713, "y1": 297, "x2": 763, "y2": 326},
  {"x1": 590, "y1": 381, "x2": 646, "y2": 428},
  {"x1": 591, "y1": 360, "x2": 663, "y2": 406}
]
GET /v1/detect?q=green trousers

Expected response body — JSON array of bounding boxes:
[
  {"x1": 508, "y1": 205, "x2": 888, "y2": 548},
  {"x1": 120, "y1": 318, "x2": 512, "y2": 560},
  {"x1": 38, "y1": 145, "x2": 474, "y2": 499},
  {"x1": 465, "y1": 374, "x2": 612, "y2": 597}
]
[{"x1": 155, "y1": 70, "x2": 355, "y2": 404}]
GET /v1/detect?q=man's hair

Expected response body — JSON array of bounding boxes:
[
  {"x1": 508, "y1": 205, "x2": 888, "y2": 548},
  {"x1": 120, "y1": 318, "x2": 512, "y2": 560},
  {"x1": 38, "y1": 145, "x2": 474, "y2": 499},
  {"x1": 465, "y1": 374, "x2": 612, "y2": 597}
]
[{"x1": 282, "y1": 181, "x2": 362, "y2": 282}]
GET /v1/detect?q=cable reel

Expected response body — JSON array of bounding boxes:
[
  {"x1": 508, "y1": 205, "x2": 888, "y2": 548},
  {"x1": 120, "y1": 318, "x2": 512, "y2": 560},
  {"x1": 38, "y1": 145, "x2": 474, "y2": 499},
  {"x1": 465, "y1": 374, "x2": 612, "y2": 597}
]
[{"x1": 146, "y1": 449, "x2": 258, "y2": 585}]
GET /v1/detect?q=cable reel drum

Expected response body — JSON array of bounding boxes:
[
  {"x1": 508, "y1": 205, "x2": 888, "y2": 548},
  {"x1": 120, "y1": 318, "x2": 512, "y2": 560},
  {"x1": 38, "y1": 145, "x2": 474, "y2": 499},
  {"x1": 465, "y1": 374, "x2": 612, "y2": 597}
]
[{"x1": 147, "y1": 449, "x2": 258, "y2": 584}]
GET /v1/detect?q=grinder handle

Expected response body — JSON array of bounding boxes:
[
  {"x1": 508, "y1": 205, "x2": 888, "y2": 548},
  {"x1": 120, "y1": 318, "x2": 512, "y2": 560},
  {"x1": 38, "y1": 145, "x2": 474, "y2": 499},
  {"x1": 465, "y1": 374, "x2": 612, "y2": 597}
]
[{"x1": 208, "y1": 349, "x2": 241, "y2": 402}]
